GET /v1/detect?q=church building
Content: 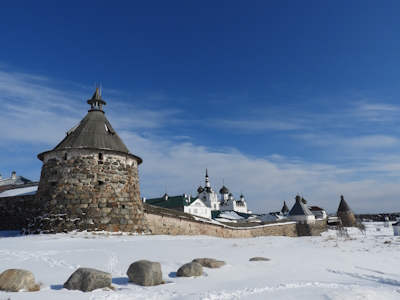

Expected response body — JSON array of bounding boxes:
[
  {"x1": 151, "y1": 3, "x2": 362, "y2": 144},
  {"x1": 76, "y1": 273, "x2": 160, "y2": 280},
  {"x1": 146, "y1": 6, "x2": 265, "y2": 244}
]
[{"x1": 197, "y1": 169, "x2": 249, "y2": 214}]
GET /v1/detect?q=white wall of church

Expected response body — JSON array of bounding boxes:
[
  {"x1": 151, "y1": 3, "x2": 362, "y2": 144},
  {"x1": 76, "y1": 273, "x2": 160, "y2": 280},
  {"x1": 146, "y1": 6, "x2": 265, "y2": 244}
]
[
  {"x1": 289, "y1": 214, "x2": 316, "y2": 224},
  {"x1": 184, "y1": 199, "x2": 211, "y2": 219}
]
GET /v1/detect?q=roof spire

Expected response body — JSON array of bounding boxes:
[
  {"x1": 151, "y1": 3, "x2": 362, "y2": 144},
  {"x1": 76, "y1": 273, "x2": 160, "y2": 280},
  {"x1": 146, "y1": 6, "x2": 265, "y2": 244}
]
[
  {"x1": 205, "y1": 166, "x2": 210, "y2": 188},
  {"x1": 87, "y1": 86, "x2": 106, "y2": 113}
]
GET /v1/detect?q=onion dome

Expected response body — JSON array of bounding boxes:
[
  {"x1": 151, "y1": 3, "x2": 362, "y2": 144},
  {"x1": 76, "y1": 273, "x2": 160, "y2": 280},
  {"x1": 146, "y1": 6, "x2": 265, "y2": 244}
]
[
  {"x1": 219, "y1": 185, "x2": 229, "y2": 194},
  {"x1": 197, "y1": 186, "x2": 204, "y2": 193}
]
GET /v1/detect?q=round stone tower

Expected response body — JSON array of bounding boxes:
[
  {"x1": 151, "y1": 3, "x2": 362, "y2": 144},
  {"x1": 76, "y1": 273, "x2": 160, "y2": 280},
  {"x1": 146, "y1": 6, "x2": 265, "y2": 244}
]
[
  {"x1": 336, "y1": 195, "x2": 356, "y2": 227},
  {"x1": 28, "y1": 88, "x2": 149, "y2": 234}
]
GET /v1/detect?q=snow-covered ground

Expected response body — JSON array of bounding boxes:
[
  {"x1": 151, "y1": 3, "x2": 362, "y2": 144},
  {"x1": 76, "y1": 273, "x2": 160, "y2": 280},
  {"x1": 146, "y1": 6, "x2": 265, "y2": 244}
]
[{"x1": 0, "y1": 222, "x2": 399, "y2": 299}]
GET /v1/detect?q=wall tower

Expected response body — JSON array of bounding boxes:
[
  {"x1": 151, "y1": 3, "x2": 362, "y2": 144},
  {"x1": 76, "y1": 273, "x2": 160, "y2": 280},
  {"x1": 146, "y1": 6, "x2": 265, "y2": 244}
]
[{"x1": 28, "y1": 88, "x2": 149, "y2": 233}]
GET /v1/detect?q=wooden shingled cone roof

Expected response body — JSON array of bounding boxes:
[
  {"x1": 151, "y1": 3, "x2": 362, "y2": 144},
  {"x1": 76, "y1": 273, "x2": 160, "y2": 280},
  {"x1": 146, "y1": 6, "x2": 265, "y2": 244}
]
[
  {"x1": 337, "y1": 195, "x2": 352, "y2": 212},
  {"x1": 38, "y1": 88, "x2": 142, "y2": 164}
]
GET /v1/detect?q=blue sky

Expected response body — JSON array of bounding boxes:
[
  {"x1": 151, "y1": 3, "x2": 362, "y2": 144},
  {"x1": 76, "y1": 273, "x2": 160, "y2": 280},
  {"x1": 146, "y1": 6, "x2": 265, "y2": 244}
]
[{"x1": 1, "y1": 1, "x2": 400, "y2": 214}]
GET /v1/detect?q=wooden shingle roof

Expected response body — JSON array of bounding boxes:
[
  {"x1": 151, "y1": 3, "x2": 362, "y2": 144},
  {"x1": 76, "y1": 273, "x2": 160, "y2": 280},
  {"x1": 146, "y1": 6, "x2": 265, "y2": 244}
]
[
  {"x1": 38, "y1": 89, "x2": 142, "y2": 164},
  {"x1": 337, "y1": 195, "x2": 352, "y2": 212}
]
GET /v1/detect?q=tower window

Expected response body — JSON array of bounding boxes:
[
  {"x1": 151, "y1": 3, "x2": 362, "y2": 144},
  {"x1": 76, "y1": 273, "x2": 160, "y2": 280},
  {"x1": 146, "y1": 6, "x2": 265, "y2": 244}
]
[
  {"x1": 99, "y1": 153, "x2": 103, "y2": 160},
  {"x1": 64, "y1": 153, "x2": 68, "y2": 160}
]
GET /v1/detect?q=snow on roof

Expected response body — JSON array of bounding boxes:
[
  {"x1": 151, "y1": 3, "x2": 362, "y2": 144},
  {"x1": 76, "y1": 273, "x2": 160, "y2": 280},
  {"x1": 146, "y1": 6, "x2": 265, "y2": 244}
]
[
  {"x1": 219, "y1": 211, "x2": 245, "y2": 220},
  {"x1": 0, "y1": 185, "x2": 38, "y2": 198}
]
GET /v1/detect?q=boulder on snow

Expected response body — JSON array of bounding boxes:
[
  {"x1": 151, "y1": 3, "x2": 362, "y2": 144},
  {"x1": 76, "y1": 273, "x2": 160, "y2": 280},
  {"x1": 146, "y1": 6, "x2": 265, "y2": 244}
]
[
  {"x1": 126, "y1": 260, "x2": 162, "y2": 286},
  {"x1": 63, "y1": 268, "x2": 112, "y2": 292},
  {"x1": 249, "y1": 257, "x2": 270, "y2": 261},
  {"x1": 177, "y1": 262, "x2": 203, "y2": 277},
  {"x1": 192, "y1": 258, "x2": 226, "y2": 268},
  {"x1": 0, "y1": 269, "x2": 37, "y2": 292}
]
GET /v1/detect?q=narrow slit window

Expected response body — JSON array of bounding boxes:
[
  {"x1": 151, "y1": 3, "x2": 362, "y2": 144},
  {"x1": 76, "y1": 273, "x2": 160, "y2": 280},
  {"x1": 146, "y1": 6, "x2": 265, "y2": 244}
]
[
  {"x1": 64, "y1": 153, "x2": 68, "y2": 160},
  {"x1": 99, "y1": 153, "x2": 103, "y2": 160}
]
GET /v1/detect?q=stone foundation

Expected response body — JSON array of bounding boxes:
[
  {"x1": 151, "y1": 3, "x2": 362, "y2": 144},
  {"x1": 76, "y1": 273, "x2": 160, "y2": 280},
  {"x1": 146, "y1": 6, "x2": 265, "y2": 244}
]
[{"x1": 26, "y1": 149, "x2": 149, "y2": 234}]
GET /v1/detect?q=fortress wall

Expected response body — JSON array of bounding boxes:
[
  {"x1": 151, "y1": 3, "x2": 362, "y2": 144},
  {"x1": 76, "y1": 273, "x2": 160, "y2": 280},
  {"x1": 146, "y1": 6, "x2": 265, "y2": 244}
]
[
  {"x1": 144, "y1": 207, "x2": 300, "y2": 238},
  {"x1": 0, "y1": 197, "x2": 326, "y2": 238},
  {"x1": 0, "y1": 195, "x2": 38, "y2": 230},
  {"x1": 295, "y1": 219, "x2": 328, "y2": 236}
]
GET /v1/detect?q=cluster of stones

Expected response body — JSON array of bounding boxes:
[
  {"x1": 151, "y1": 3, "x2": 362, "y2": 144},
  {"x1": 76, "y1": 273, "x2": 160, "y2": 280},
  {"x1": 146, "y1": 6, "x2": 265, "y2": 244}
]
[
  {"x1": 0, "y1": 256, "x2": 271, "y2": 292},
  {"x1": 28, "y1": 149, "x2": 149, "y2": 234}
]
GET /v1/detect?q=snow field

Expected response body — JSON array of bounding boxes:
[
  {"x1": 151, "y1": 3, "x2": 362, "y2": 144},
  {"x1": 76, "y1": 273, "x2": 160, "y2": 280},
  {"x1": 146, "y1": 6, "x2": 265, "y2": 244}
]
[{"x1": 0, "y1": 223, "x2": 399, "y2": 299}]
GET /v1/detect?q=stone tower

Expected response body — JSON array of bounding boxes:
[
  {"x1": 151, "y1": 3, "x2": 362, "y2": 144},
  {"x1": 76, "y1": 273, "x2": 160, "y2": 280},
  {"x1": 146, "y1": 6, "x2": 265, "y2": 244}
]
[
  {"x1": 28, "y1": 88, "x2": 149, "y2": 234},
  {"x1": 336, "y1": 195, "x2": 356, "y2": 227}
]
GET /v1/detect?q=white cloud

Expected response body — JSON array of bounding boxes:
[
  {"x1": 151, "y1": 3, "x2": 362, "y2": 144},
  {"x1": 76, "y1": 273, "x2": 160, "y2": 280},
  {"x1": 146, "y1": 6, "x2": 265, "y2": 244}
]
[{"x1": 1, "y1": 68, "x2": 400, "y2": 214}]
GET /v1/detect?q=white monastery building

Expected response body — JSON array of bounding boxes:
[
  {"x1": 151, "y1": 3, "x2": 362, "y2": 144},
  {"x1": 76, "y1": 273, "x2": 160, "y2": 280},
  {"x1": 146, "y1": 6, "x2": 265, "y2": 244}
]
[{"x1": 197, "y1": 169, "x2": 250, "y2": 214}]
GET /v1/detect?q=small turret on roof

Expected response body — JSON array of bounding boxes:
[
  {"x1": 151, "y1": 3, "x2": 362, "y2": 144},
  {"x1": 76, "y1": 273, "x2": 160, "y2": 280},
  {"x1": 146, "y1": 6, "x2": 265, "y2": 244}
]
[{"x1": 87, "y1": 87, "x2": 106, "y2": 112}]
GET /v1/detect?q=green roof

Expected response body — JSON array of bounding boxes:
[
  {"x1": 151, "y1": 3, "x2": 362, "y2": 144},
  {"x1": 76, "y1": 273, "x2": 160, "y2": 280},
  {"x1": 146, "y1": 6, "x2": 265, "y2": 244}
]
[
  {"x1": 211, "y1": 210, "x2": 221, "y2": 219},
  {"x1": 145, "y1": 195, "x2": 197, "y2": 209}
]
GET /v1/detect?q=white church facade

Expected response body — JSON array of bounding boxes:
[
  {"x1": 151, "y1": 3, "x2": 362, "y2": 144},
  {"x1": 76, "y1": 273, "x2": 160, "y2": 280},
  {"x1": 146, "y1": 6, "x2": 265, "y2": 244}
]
[{"x1": 197, "y1": 169, "x2": 250, "y2": 214}]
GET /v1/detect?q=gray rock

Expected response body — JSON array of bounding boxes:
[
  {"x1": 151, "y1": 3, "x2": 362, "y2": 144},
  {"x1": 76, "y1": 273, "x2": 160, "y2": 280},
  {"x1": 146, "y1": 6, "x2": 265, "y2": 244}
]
[
  {"x1": 0, "y1": 269, "x2": 36, "y2": 292},
  {"x1": 126, "y1": 260, "x2": 162, "y2": 286},
  {"x1": 249, "y1": 257, "x2": 270, "y2": 261},
  {"x1": 177, "y1": 262, "x2": 203, "y2": 277},
  {"x1": 192, "y1": 258, "x2": 226, "y2": 268},
  {"x1": 63, "y1": 268, "x2": 112, "y2": 292}
]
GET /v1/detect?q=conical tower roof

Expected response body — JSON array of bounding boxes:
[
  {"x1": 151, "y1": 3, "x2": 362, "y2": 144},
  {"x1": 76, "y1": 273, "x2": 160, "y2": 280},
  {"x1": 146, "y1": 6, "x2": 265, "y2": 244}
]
[
  {"x1": 337, "y1": 195, "x2": 352, "y2": 212},
  {"x1": 38, "y1": 88, "x2": 142, "y2": 164},
  {"x1": 288, "y1": 195, "x2": 313, "y2": 216},
  {"x1": 281, "y1": 201, "x2": 289, "y2": 213}
]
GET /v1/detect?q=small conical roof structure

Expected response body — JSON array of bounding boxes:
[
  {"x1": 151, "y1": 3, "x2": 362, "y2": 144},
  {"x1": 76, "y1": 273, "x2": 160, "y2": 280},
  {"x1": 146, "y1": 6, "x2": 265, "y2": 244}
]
[
  {"x1": 337, "y1": 195, "x2": 352, "y2": 212},
  {"x1": 288, "y1": 195, "x2": 313, "y2": 216},
  {"x1": 38, "y1": 87, "x2": 142, "y2": 164},
  {"x1": 281, "y1": 201, "x2": 289, "y2": 213}
]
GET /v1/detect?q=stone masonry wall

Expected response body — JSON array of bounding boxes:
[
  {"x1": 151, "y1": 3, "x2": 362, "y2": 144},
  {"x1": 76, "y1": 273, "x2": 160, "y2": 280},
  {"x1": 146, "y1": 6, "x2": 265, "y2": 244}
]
[
  {"x1": 337, "y1": 211, "x2": 357, "y2": 227},
  {"x1": 27, "y1": 149, "x2": 149, "y2": 234},
  {"x1": 0, "y1": 195, "x2": 38, "y2": 230},
  {"x1": 296, "y1": 219, "x2": 328, "y2": 236},
  {"x1": 144, "y1": 205, "x2": 300, "y2": 238}
]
